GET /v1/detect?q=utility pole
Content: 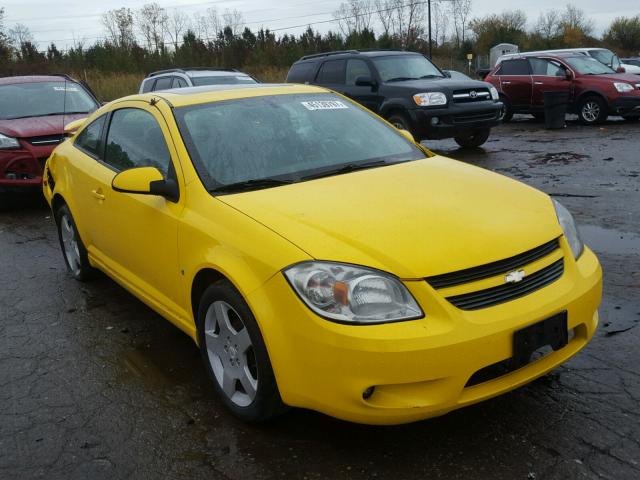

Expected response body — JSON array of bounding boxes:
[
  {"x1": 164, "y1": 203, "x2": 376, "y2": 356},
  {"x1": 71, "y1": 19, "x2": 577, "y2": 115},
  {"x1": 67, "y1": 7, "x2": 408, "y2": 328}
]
[{"x1": 428, "y1": 0, "x2": 432, "y2": 59}]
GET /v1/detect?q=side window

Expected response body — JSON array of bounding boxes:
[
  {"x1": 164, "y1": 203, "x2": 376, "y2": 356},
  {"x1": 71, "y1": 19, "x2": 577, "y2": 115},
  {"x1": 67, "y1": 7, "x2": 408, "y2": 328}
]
[
  {"x1": 287, "y1": 62, "x2": 316, "y2": 83},
  {"x1": 345, "y1": 59, "x2": 372, "y2": 85},
  {"x1": 153, "y1": 77, "x2": 173, "y2": 91},
  {"x1": 173, "y1": 77, "x2": 188, "y2": 88},
  {"x1": 75, "y1": 115, "x2": 107, "y2": 158},
  {"x1": 104, "y1": 109, "x2": 171, "y2": 176},
  {"x1": 315, "y1": 60, "x2": 346, "y2": 84},
  {"x1": 529, "y1": 58, "x2": 565, "y2": 76},
  {"x1": 141, "y1": 79, "x2": 154, "y2": 93},
  {"x1": 499, "y1": 59, "x2": 531, "y2": 75}
]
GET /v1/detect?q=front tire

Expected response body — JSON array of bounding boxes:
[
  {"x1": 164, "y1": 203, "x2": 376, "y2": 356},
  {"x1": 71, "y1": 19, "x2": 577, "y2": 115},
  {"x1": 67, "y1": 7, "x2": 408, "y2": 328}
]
[
  {"x1": 578, "y1": 96, "x2": 608, "y2": 125},
  {"x1": 387, "y1": 112, "x2": 412, "y2": 134},
  {"x1": 454, "y1": 128, "x2": 491, "y2": 148},
  {"x1": 197, "y1": 281, "x2": 285, "y2": 422},
  {"x1": 55, "y1": 204, "x2": 94, "y2": 281},
  {"x1": 499, "y1": 95, "x2": 513, "y2": 122}
]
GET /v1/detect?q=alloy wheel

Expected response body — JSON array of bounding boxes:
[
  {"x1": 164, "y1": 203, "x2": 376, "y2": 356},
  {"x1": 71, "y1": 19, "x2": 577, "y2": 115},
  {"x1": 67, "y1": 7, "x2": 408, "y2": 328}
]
[
  {"x1": 204, "y1": 300, "x2": 258, "y2": 407},
  {"x1": 60, "y1": 213, "x2": 81, "y2": 276},
  {"x1": 582, "y1": 101, "x2": 600, "y2": 123}
]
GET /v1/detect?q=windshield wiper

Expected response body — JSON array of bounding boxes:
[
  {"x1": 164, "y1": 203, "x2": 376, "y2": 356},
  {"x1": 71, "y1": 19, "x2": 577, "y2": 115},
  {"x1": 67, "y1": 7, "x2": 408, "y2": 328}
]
[
  {"x1": 386, "y1": 77, "x2": 419, "y2": 82},
  {"x1": 210, "y1": 177, "x2": 292, "y2": 194},
  {"x1": 420, "y1": 74, "x2": 444, "y2": 79},
  {"x1": 301, "y1": 160, "x2": 389, "y2": 181}
]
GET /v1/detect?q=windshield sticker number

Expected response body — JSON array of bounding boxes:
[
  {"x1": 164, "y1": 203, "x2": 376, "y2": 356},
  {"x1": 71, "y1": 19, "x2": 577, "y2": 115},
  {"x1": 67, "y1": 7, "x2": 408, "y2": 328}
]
[
  {"x1": 301, "y1": 100, "x2": 349, "y2": 111},
  {"x1": 53, "y1": 86, "x2": 79, "y2": 92}
]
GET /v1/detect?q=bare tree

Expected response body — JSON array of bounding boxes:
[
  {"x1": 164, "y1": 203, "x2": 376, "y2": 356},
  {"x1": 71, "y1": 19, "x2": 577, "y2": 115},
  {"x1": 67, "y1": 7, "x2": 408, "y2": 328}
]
[
  {"x1": 534, "y1": 9, "x2": 562, "y2": 40},
  {"x1": 560, "y1": 4, "x2": 594, "y2": 37},
  {"x1": 9, "y1": 23, "x2": 33, "y2": 48},
  {"x1": 451, "y1": 0, "x2": 473, "y2": 47},
  {"x1": 101, "y1": 8, "x2": 135, "y2": 49},
  {"x1": 333, "y1": 1, "x2": 375, "y2": 37},
  {"x1": 222, "y1": 9, "x2": 244, "y2": 36},
  {"x1": 432, "y1": 1, "x2": 449, "y2": 47},
  {"x1": 374, "y1": 0, "x2": 395, "y2": 36},
  {"x1": 166, "y1": 9, "x2": 190, "y2": 48},
  {"x1": 136, "y1": 3, "x2": 168, "y2": 53}
]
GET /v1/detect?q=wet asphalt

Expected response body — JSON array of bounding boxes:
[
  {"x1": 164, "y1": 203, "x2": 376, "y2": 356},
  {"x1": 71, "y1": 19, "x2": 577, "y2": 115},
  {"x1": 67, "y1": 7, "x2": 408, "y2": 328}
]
[{"x1": 1, "y1": 116, "x2": 639, "y2": 480}]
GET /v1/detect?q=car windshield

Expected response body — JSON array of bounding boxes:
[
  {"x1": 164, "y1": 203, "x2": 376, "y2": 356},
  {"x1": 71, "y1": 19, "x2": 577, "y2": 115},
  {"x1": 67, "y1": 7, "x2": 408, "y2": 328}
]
[
  {"x1": 372, "y1": 55, "x2": 444, "y2": 82},
  {"x1": 0, "y1": 81, "x2": 98, "y2": 120},
  {"x1": 175, "y1": 93, "x2": 425, "y2": 193},
  {"x1": 565, "y1": 57, "x2": 615, "y2": 75},
  {"x1": 589, "y1": 49, "x2": 621, "y2": 69},
  {"x1": 191, "y1": 76, "x2": 257, "y2": 86}
]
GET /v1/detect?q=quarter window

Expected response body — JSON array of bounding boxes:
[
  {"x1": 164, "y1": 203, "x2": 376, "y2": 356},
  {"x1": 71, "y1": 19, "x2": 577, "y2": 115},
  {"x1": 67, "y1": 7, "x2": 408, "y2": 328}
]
[
  {"x1": 173, "y1": 77, "x2": 188, "y2": 88},
  {"x1": 75, "y1": 115, "x2": 106, "y2": 157},
  {"x1": 316, "y1": 60, "x2": 346, "y2": 84},
  {"x1": 498, "y1": 59, "x2": 531, "y2": 75},
  {"x1": 346, "y1": 59, "x2": 372, "y2": 85},
  {"x1": 104, "y1": 108, "x2": 171, "y2": 176}
]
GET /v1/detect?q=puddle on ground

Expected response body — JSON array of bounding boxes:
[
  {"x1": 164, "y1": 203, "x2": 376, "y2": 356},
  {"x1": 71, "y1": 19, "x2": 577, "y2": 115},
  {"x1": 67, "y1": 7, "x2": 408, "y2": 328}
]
[{"x1": 580, "y1": 225, "x2": 640, "y2": 256}]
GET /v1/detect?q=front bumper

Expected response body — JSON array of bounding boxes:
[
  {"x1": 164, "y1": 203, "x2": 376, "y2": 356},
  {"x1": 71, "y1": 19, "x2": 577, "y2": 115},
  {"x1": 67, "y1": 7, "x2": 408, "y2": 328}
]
[
  {"x1": 0, "y1": 144, "x2": 52, "y2": 188},
  {"x1": 248, "y1": 244, "x2": 602, "y2": 425},
  {"x1": 610, "y1": 96, "x2": 640, "y2": 116},
  {"x1": 408, "y1": 101, "x2": 503, "y2": 140}
]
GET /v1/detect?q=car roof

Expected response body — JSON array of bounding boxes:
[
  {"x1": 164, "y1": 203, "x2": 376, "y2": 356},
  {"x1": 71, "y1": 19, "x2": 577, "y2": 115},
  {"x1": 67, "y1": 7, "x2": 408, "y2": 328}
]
[
  {"x1": 145, "y1": 68, "x2": 247, "y2": 79},
  {"x1": 297, "y1": 49, "x2": 419, "y2": 62},
  {"x1": 0, "y1": 75, "x2": 78, "y2": 86},
  {"x1": 120, "y1": 83, "x2": 329, "y2": 108}
]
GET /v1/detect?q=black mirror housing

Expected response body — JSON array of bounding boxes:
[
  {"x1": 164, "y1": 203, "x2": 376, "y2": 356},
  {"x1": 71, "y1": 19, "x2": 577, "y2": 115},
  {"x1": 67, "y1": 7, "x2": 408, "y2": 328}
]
[{"x1": 355, "y1": 76, "x2": 375, "y2": 87}]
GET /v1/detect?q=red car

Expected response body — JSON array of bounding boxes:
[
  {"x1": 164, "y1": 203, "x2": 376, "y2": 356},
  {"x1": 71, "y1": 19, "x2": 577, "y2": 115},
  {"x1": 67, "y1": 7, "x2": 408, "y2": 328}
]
[
  {"x1": 485, "y1": 54, "x2": 640, "y2": 124},
  {"x1": 0, "y1": 75, "x2": 99, "y2": 190}
]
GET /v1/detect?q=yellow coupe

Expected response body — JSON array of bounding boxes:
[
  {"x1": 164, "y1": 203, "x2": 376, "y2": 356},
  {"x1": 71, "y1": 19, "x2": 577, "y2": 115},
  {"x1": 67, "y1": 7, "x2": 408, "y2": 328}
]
[{"x1": 43, "y1": 84, "x2": 602, "y2": 424}]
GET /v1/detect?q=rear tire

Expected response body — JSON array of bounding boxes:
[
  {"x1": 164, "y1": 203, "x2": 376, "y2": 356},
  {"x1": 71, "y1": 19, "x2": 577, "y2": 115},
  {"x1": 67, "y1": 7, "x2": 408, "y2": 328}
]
[
  {"x1": 577, "y1": 96, "x2": 608, "y2": 125},
  {"x1": 197, "y1": 281, "x2": 286, "y2": 422},
  {"x1": 454, "y1": 128, "x2": 491, "y2": 148},
  {"x1": 499, "y1": 95, "x2": 513, "y2": 122},
  {"x1": 55, "y1": 204, "x2": 94, "y2": 281}
]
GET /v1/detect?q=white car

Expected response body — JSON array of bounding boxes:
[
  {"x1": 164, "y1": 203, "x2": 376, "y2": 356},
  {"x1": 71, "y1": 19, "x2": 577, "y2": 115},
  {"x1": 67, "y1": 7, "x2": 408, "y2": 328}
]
[{"x1": 139, "y1": 68, "x2": 257, "y2": 93}]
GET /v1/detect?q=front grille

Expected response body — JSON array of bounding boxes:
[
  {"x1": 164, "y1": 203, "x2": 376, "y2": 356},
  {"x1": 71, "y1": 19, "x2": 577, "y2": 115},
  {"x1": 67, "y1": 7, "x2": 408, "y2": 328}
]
[
  {"x1": 26, "y1": 134, "x2": 64, "y2": 146},
  {"x1": 447, "y1": 259, "x2": 564, "y2": 310},
  {"x1": 452, "y1": 111, "x2": 498, "y2": 124},
  {"x1": 426, "y1": 239, "x2": 560, "y2": 289},
  {"x1": 452, "y1": 88, "x2": 491, "y2": 103}
]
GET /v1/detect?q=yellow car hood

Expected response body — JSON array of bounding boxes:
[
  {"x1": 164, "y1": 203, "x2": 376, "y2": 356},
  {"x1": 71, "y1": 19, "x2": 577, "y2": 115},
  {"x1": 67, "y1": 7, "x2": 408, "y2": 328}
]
[{"x1": 220, "y1": 156, "x2": 562, "y2": 278}]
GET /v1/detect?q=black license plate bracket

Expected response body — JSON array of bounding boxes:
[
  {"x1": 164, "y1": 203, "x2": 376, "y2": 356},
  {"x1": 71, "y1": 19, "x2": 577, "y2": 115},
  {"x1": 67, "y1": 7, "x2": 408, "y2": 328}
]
[{"x1": 512, "y1": 312, "x2": 568, "y2": 370}]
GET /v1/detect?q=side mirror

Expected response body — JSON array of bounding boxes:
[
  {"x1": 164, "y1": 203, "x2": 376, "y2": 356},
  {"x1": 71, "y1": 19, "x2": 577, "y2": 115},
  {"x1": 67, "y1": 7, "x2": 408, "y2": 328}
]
[
  {"x1": 64, "y1": 118, "x2": 87, "y2": 136},
  {"x1": 111, "y1": 166, "x2": 179, "y2": 202},
  {"x1": 398, "y1": 129, "x2": 415, "y2": 143},
  {"x1": 616, "y1": 66, "x2": 626, "y2": 73},
  {"x1": 565, "y1": 70, "x2": 573, "y2": 80},
  {"x1": 355, "y1": 75, "x2": 376, "y2": 88},
  {"x1": 443, "y1": 70, "x2": 452, "y2": 78}
]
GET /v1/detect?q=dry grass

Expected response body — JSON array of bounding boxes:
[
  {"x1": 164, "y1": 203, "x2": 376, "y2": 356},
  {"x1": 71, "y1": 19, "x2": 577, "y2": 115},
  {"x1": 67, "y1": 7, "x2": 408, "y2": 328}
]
[{"x1": 74, "y1": 71, "x2": 144, "y2": 102}]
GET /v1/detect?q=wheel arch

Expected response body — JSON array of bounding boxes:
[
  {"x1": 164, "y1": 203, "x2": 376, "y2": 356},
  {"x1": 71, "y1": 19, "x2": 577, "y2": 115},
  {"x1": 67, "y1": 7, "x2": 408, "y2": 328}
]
[{"x1": 191, "y1": 267, "x2": 228, "y2": 330}]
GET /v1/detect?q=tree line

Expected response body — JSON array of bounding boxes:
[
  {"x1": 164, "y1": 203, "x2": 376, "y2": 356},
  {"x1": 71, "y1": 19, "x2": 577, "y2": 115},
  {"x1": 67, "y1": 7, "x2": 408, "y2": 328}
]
[{"x1": 0, "y1": 1, "x2": 639, "y2": 77}]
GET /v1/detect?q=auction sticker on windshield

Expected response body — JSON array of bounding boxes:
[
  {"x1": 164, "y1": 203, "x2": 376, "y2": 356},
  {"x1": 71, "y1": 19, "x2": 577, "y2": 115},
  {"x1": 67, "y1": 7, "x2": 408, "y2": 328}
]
[{"x1": 301, "y1": 100, "x2": 349, "y2": 111}]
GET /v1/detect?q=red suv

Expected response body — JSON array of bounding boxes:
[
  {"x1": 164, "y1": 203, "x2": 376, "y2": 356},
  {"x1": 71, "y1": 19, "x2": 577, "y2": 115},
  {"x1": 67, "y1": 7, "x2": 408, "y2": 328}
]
[
  {"x1": 485, "y1": 54, "x2": 640, "y2": 125},
  {"x1": 0, "y1": 75, "x2": 99, "y2": 190}
]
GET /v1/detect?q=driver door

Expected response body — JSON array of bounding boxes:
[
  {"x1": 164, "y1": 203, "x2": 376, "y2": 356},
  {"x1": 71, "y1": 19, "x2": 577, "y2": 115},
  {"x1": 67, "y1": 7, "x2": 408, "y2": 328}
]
[
  {"x1": 529, "y1": 58, "x2": 573, "y2": 108},
  {"x1": 86, "y1": 101, "x2": 187, "y2": 322}
]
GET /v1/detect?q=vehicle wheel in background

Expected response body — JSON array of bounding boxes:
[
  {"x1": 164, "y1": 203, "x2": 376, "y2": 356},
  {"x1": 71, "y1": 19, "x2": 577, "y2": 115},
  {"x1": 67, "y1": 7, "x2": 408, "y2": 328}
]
[
  {"x1": 578, "y1": 96, "x2": 607, "y2": 125},
  {"x1": 387, "y1": 112, "x2": 413, "y2": 133},
  {"x1": 454, "y1": 128, "x2": 491, "y2": 148},
  {"x1": 197, "y1": 281, "x2": 286, "y2": 422},
  {"x1": 55, "y1": 204, "x2": 94, "y2": 281},
  {"x1": 499, "y1": 95, "x2": 513, "y2": 122}
]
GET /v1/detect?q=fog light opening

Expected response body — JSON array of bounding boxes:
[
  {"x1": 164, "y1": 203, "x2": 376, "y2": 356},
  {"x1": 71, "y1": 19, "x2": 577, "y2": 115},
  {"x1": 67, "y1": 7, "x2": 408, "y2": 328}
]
[
  {"x1": 362, "y1": 386, "x2": 375, "y2": 400},
  {"x1": 430, "y1": 117, "x2": 440, "y2": 126}
]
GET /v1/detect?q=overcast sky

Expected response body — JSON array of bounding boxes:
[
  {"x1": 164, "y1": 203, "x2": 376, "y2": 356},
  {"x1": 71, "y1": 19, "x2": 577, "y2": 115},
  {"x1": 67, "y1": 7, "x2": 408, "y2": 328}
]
[{"x1": 2, "y1": 0, "x2": 639, "y2": 50}]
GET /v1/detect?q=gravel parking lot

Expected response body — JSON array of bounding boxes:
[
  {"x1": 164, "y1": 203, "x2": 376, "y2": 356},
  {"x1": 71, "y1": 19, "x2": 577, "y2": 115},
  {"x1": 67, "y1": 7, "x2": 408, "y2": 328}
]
[{"x1": 1, "y1": 117, "x2": 639, "y2": 480}]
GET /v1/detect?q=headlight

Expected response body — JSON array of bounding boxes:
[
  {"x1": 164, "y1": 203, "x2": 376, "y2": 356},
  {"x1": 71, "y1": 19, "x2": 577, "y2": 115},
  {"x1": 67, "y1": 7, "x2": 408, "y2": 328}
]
[
  {"x1": 0, "y1": 133, "x2": 20, "y2": 149},
  {"x1": 413, "y1": 92, "x2": 447, "y2": 107},
  {"x1": 489, "y1": 86, "x2": 499, "y2": 101},
  {"x1": 553, "y1": 199, "x2": 584, "y2": 259},
  {"x1": 283, "y1": 261, "x2": 423, "y2": 324},
  {"x1": 614, "y1": 82, "x2": 634, "y2": 93}
]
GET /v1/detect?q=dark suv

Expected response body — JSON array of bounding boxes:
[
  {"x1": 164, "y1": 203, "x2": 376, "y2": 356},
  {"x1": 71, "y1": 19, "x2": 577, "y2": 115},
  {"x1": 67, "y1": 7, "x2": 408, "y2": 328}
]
[{"x1": 286, "y1": 50, "x2": 503, "y2": 148}]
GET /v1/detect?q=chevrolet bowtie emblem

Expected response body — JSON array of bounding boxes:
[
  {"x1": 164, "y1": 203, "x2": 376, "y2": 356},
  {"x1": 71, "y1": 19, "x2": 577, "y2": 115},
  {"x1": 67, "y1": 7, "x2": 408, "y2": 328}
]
[{"x1": 505, "y1": 270, "x2": 526, "y2": 284}]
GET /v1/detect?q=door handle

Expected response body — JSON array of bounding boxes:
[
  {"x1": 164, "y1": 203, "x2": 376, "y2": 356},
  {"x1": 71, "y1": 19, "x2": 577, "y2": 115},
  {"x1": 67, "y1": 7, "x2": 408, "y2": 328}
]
[
  {"x1": 91, "y1": 189, "x2": 105, "y2": 201},
  {"x1": 534, "y1": 81, "x2": 544, "y2": 85},
  {"x1": 502, "y1": 81, "x2": 511, "y2": 85}
]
